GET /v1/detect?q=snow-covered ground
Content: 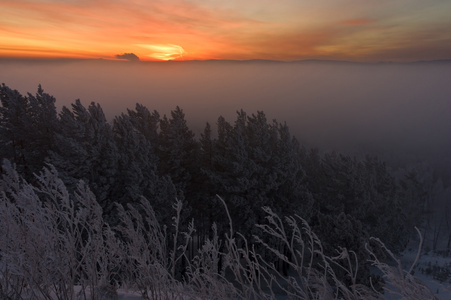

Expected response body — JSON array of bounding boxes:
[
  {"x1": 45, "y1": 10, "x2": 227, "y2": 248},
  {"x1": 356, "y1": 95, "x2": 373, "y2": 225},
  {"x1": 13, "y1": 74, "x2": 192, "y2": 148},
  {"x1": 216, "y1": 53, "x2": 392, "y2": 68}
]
[
  {"x1": 397, "y1": 249, "x2": 451, "y2": 300},
  {"x1": 117, "y1": 290, "x2": 145, "y2": 300},
  {"x1": 103, "y1": 253, "x2": 451, "y2": 300},
  {"x1": 111, "y1": 252, "x2": 451, "y2": 300}
]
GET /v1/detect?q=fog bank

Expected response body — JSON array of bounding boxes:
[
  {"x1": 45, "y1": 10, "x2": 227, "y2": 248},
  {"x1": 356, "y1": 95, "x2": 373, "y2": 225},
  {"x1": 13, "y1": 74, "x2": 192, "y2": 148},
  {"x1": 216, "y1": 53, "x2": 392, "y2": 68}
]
[{"x1": 1, "y1": 59, "x2": 450, "y2": 167}]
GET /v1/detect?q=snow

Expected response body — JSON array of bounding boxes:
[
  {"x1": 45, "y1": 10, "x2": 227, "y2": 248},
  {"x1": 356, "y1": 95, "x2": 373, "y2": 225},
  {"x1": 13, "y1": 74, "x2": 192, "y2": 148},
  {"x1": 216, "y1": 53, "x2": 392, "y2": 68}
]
[
  {"x1": 396, "y1": 249, "x2": 451, "y2": 300},
  {"x1": 117, "y1": 290, "x2": 145, "y2": 300}
]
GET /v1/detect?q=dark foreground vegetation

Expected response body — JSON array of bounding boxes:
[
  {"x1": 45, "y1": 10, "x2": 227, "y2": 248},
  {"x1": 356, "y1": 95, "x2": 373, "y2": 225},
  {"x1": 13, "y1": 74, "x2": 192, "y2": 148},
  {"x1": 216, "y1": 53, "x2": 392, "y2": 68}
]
[
  {"x1": 0, "y1": 84, "x2": 442, "y2": 299},
  {"x1": 0, "y1": 162, "x2": 435, "y2": 299}
]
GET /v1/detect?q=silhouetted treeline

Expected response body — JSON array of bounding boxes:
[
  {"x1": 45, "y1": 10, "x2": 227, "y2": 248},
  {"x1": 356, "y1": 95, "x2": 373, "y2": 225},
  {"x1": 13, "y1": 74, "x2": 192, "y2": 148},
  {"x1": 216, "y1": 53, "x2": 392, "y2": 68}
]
[{"x1": 0, "y1": 83, "x2": 432, "y2": 286}]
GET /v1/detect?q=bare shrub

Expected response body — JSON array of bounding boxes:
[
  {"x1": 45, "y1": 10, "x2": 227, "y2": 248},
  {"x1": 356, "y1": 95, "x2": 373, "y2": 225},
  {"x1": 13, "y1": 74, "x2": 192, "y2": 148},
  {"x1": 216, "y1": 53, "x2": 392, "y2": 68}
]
[
  {"x1": 367, "y1": 227, "x2": 436, "y2": 300},
  {"x1": 0, "y1": 161, "x2": 121, "y2": 300},
  {"x1": 115, "y1": 199, "x2": 189, "y2": 300}
]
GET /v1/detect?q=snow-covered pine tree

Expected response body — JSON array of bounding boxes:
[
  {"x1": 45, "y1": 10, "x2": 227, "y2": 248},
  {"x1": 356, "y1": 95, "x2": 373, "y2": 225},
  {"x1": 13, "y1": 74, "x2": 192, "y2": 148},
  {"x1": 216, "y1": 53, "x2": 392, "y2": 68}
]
[
  {"x1": 158, "y1": 106, "x2": 199, "y2": 203},
  {"x1": 113, "y1": 113, "x2": 158, "y2": 205},
  {"x1": 301, "y1": 150, "x2": 410, "y2": 288},
  {"x1": 113, "y1": 112, "x2": 177, "y2": 225},
  {"x1": 194, "y1": 122, "x2": 216, "y2": 233},
  {"x1": 200, "y1": 122, "x2": 213, "y2": 174},
  {"x1": 359, "y1": 156, "x2": 408, "y2": 252},
  {"x1": 49, "y1": 100, "x2": 118, "y2": 213},
  {"x1": 199, "y1": 116, "x2": 233, "y2": 234},
  {"x1": 210, "y1": 111, "x2": 258, "y2": 235},
  {"x1": 0, "y1": 84, "x2": 31, "y2": 169},
  {"x1": 127, "y1": 103, "x2": 160, "y2": 150},
  {"x1": 207, "y1": 111, "x2": 312, "y2": 238},
  {"x1": 271, "y1": 122, "x2": 314, "y2": 220},
  {"x1": 0, "y1": 84, "x2": 58, "y2": 179}
]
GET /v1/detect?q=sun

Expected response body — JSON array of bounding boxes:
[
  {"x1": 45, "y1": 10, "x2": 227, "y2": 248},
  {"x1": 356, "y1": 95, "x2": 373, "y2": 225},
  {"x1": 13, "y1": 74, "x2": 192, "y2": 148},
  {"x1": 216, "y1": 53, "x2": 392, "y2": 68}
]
[{"x1": 137, "y1": 44, "x2": 186, "y2": 61}]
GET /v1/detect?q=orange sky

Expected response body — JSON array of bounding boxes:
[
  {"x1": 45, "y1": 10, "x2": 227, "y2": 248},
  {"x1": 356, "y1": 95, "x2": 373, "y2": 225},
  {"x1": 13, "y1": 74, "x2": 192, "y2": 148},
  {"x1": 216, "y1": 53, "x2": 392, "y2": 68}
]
[{"x1": 1, "y1": 0, "x2": 450, "y2": 62}]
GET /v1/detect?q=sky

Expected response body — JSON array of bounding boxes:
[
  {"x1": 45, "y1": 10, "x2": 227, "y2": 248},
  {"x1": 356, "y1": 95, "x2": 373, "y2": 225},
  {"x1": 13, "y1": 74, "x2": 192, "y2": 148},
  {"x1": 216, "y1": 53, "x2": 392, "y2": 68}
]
[{"x1": 1, "y1": 0, "x2": 451, "y2": 61}]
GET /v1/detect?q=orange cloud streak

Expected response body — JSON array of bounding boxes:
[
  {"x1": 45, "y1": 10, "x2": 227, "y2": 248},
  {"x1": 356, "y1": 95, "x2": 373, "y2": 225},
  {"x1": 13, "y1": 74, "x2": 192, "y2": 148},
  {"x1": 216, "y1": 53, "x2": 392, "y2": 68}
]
[
  {"x1": 0, "y1": 0, "x2": 450, "y2": 61},
  {"x1": 0, "y1": 0, "x2": 270, "y2": 60},
  {"x1": 340, "y1": 19, "x2": 374, "y2": 26}
]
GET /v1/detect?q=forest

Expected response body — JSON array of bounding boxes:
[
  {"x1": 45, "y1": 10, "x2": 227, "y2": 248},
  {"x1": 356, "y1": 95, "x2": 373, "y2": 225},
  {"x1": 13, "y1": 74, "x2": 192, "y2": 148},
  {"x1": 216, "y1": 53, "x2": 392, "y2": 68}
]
[{"x1": 0, "y1": 83, "x2": 449, "y2": 299}]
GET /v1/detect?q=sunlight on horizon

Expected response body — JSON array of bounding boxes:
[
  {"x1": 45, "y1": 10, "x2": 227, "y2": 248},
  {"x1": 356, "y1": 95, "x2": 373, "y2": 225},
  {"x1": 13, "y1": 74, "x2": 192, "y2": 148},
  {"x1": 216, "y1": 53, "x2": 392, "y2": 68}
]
[{"x1": 138, "y1": 44, "x2": 186, "y2": 61}]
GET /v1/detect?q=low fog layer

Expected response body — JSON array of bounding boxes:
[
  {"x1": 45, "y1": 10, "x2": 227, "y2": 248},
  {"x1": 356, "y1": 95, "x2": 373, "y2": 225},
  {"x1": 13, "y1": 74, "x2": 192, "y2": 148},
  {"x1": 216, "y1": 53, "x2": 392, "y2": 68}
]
[{"x1": 1, "y1": 59, "x2": 450, "y2": 166}]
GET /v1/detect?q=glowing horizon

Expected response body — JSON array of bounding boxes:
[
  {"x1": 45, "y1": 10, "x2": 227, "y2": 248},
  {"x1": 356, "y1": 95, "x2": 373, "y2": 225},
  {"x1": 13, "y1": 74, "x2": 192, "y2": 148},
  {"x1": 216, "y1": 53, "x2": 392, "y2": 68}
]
[{"x1": 1, "y1": 0, "x2": 450, "y2": 62}]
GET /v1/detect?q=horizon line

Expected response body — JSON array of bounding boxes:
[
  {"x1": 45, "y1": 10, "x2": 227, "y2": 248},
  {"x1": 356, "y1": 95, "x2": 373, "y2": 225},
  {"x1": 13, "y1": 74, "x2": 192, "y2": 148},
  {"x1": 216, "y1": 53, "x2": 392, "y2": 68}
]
[{"x1": 1, "y1": 57, "x2": 451, "y2": 65}]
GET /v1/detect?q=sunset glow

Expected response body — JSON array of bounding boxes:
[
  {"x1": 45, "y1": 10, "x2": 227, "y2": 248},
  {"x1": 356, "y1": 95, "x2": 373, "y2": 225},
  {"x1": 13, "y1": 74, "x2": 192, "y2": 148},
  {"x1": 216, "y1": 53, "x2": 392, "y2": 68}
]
[
  {"x1": 0, "y1": 0, "x2": 450, "y2": 61},
  {"x1": 138, "y1": 44, "x2": 186, "y2": 61}
]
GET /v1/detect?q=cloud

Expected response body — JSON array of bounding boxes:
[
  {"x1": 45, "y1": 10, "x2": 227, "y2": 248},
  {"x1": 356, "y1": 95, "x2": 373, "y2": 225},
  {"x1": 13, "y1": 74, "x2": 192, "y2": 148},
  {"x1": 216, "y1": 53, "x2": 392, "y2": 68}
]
[
  {"x1": 115, "y1": 53, "x2": 140, "y2": 61},
  {"x1": 340, "y1": 18, "x2": 374, "y2": 26}
]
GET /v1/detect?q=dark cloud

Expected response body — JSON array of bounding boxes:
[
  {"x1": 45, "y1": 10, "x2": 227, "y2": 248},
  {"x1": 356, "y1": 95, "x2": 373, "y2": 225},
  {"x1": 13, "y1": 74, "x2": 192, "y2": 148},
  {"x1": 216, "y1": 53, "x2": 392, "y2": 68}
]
[{"x1": 115, "y1": 53, "x2": 140, "y2": 61}]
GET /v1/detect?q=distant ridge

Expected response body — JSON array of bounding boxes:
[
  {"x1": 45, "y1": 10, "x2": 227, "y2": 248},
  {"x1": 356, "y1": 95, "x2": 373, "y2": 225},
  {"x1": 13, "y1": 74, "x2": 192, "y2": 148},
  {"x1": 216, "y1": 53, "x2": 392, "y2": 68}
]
[
  {"x1": 167, "y1": 58, "x2": 451, "y2": 65},
  {"x1": 164, "y1": 58, "x2": 451, "y2": 65},
  {"x1": 1, "y1": 57, "x2": 450, "y2": 65},
  {"x1": 406, "y1": 59, "x2": 451, "y2": 64}
]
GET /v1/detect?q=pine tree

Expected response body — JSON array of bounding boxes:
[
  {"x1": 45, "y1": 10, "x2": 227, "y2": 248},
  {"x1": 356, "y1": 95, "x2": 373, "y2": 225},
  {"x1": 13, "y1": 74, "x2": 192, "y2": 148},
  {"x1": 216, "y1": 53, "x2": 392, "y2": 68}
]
[
  {"x1": 127, "y1": 103, "x2": 160, "y2": 150},
  {"x1": 0, "y1": 84, "x2": 58, "y2": 179},
  {"x1": 195, "y1": 122, "x2": 215, "y2": 231},
  {"x1": 207, "y1": 111, "x2": 312, "y2": 237},
  {"x1": 158, "y1": 106, "x2": 199, "y2": 199},
  {"x1": 112, "y1": 112, "x2": 178, "y2": 225},
  {"x1": 271, "y1": 122, "x2": 313, "y2": 219},
  {"x1": 200, "y1": 122, "x2": 213, "y2": 172},
  {"x1": 112, "y1": 113, "x2": 157, "y2": 204},
  {"x1": 50, "y1": 100, "x2": 118, "y2": 212}
]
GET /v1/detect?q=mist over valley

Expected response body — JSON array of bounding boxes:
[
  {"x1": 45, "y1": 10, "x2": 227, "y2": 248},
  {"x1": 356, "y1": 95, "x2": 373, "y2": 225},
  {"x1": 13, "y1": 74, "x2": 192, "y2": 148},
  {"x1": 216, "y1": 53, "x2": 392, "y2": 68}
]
[{"x1": 2, "y1": 59, "x2": 450, "y2": 171}]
